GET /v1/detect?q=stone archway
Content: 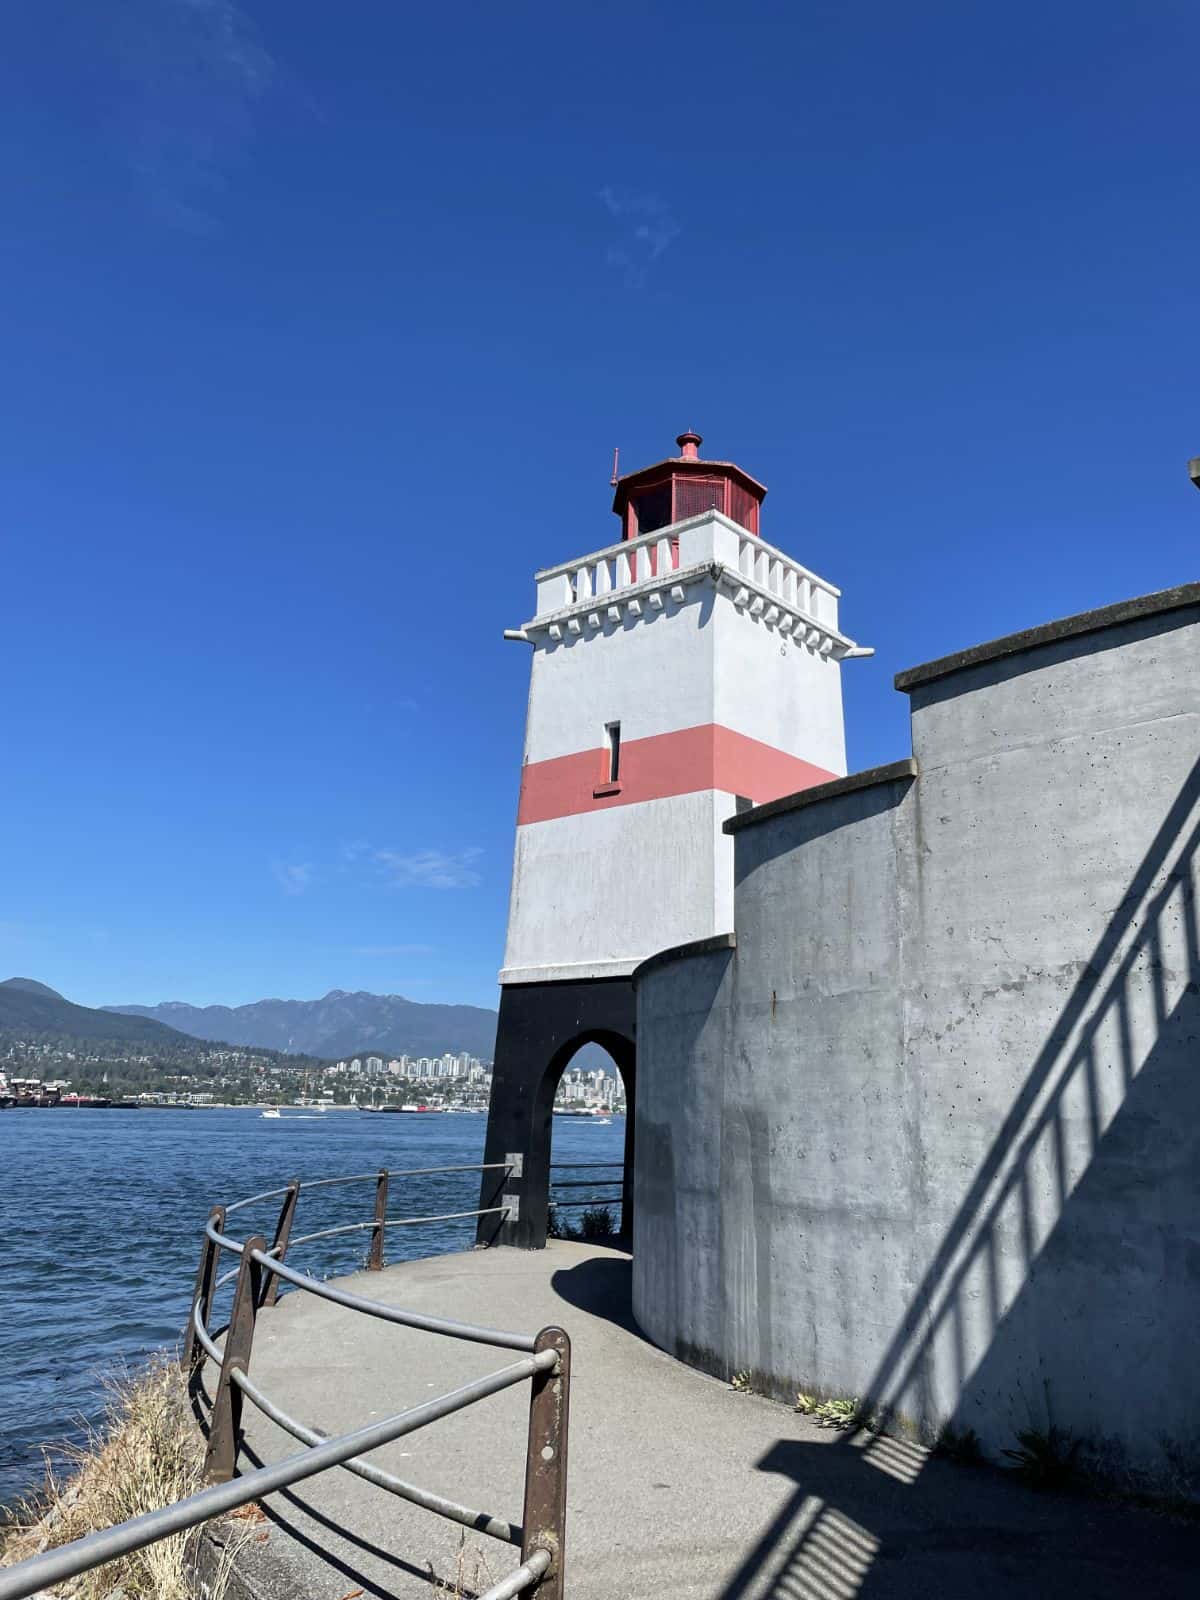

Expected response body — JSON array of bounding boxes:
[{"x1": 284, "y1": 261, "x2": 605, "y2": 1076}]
[{"x1": 476, "y1": 978, "x2": 635, "y2": 1249}]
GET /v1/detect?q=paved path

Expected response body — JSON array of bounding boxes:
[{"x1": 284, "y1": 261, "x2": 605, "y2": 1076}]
[{"x1": 230, "y1": 1242, "x2": 1196, "y2": 1600}]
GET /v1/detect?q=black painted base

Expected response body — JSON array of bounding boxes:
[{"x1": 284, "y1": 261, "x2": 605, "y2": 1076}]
[{"x1": 476, "y1": 977, "x2": 636, "y2": 1250}]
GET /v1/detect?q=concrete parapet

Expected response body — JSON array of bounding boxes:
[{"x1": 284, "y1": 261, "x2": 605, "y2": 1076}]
[{"x1": 634, "y1": 585, "x2": 1200, "y2": 1495}]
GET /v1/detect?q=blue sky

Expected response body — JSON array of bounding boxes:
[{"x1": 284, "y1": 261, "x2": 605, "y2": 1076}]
[{"x1": 2, "y1": 1, "x2": 1197, "y2": 1011}]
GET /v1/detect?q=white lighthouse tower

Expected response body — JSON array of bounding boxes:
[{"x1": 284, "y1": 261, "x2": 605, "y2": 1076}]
[{"x1": 479, "y1": 431, "x2": 869, "y2": 1246}]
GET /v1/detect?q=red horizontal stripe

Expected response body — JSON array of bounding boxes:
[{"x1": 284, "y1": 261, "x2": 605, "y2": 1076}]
[{"x1": 517, "y1": 724, "x2": 836, "y2": 825}]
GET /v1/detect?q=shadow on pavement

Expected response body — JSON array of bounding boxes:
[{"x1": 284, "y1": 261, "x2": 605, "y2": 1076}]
[
  {"x1": 548, "y1": 1249, "x2": 654, "y2": 1344},
  {"x1": 236, "y1": 1434, "x2": 444, "y2": 1597},
  {"x1": 715, "y1": 1435, "x2": 1198, "y2": 1600}
]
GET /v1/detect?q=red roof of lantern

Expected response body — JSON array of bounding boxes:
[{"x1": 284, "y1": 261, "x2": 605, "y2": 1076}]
[{"x1": 611, "y1": 431, "x2": 767, "y2": 540}]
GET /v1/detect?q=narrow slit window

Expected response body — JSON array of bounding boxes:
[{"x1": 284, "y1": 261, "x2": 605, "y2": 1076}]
[{"x1": 605, "y1": 722, "x2": 621, "y2": 784}]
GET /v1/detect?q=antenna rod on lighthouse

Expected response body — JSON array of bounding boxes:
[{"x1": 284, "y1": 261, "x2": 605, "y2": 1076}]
[{"x1": 610, "y1": 446, "x2": 620, "y2": 488}]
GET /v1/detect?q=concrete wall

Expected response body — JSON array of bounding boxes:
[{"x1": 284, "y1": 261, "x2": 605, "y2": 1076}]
[{"x1": 633, "y1": 588, "x2": 1200, "y2": 1495}]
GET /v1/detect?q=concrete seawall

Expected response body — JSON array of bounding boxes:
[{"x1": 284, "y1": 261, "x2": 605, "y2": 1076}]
[{"x1": 633, "y1": 584, "x2": 1200, "y2": 1494}]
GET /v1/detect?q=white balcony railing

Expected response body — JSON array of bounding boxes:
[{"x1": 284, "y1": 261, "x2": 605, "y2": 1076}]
[
  {"x1": 534, "y1": 527, "x2": 682, "y2": 616},
  {"x1": 530, "y1": 512, "x2": 841, "y2": 632},
  {"x1": 732, "y1": 530, "x2": 839, "y2": 628}
]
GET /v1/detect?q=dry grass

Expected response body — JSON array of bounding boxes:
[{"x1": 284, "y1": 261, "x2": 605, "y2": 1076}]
[
  {"x1": 428, "y1": 1532, "x2": 499, "y2": 1598},
  {"x1": 0, "y1": 1358, "x2": 249, "y2": 1600}
]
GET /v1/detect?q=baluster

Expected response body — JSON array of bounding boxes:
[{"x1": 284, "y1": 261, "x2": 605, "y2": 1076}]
[
  {"x1": 204, "y1": 1234, "x2": 265, "y2": 1484},
  {"x1": 263, "y1": 1180, "x2": 299, "y2": 1307},
  {"x1": 521, "y1": 1326, "x2": 571, "y2": 1599},
  {"x1": 368, "y1": 1168, "x2": 389, "y2": 1270},
  {"x1": 182, "y1": 1204, "x2": 226, "y2": 1373}
]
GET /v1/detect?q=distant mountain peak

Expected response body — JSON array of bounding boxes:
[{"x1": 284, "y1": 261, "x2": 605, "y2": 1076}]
[
  {"x1": 1, "y1": 977, "x2": 65, "y2": 1000},
  {"x1": 0, "y1": 979, "x2": 200, "y2": 1048}
]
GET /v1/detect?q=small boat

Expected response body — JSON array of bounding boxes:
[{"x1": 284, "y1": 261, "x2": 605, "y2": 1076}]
[{"x1": 261, "y1": 1108, "x2": 281, "y2": 1119}]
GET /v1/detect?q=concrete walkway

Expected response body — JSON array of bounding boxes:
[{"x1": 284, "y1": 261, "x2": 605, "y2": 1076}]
[{"x1": 230, "y1": 1243, "x2": 1196, "y2": 1600}]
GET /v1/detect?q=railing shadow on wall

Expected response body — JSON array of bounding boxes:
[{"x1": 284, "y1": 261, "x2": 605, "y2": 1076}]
[
  {"x1": 708, "y1": 752, "x2": 1200, "y2": 1599},
  {"x1": 868, "y1": 748, "x2": 1200, "y2": 1451}
]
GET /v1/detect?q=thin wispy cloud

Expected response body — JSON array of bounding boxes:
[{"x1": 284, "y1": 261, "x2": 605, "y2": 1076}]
[
  {"x1": 353, "y1": 944, "x2": 434, "y2": 957},
  {"x1": 272, "y1": 860, "x2": 312, "y2": 896},
  {"x1": 599, "y1": 185, "x2": 681, "y2": 286},
  {"x1": 116, "y1": 0, "x2": 275, "y2": 231},
  {"x1": 375, "y1": 848, "x2": 483, "y2": 890}
]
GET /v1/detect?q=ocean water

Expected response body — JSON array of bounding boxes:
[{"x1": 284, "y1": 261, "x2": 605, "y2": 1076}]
[{"x1": 0, "y1": 1107, "x2": 625, "y2": 1507}]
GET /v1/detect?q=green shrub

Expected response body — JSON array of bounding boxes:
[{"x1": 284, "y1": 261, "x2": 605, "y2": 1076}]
[
  {"x1": 813, "y1": 1397, "x2": 860, "y2": 1430},
  {"x1": 546, "y1": 1205, "x2": 576, "y2": 1240},
  {"x1": 1002, "y1": 1426, "x2": 1082, "y2": 1489},
  {"x1": 934, "y1": 1423, "x2": 984, "y2": 1465},
  {"x1": 579, "y1": 1206, "x2": 614, "y2": 1241}
]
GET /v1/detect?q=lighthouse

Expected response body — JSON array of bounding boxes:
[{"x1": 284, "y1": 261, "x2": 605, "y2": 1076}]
[{"x1": 478, "y1": 431, "x2": 870, "y2": 1245}]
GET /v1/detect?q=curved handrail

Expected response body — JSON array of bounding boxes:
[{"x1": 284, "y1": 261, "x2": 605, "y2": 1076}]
[
  {"x1": 478, "y1": 1549, "x2": 552, "y2": 1600},
  {"x1": 172, "y1": 1162, "x2": 573, "y2": 1600},
  {"x1": 204, "y1": 1217, "x2": 533, "y2": 1348},
  {"x1": 0, "y1": 1354, "x2": 557, "y2": 1600},
  {"x1": 230, "y1": 1365, "x2": 521, "y2": 1544},
  {"x1": 190, "y1": 1300, "x2": 223, "y2": 1366},
  {"x1": 226, "y1": 1161, "x2": 513, "y2": 1213},
  {"x1": 0, "y1": 1161, "x2": 576, "y2": 1600},
  {"x1": 222, "y1": 1183, "x2": 294, "y2": 1216},
  {"x1": 286, "y1": 1203, "x2": 509, "y2": 1249},
  {"x1": 310, "y1": 1161, "x2": 514, "y2": 1186},
  {"x1": 242, "y1": 1244, "x2": 537, "y2": 1352}
]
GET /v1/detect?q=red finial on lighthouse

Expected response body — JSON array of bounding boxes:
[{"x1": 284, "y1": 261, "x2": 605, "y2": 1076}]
[{"x1": 676, "y1": 429, "x2": 702, "y2": 461}]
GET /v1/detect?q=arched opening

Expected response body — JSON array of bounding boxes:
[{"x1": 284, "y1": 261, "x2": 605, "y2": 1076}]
[
  {"x1": 546, "y1": 1039, "x2": 633, "y2": 1248},
  {"x1": 521, "y1": 1026, "x2": 634, "y2": 1251},
  {"x1": 476, "y1": 980, "x2": 636, "y2": 1250}
]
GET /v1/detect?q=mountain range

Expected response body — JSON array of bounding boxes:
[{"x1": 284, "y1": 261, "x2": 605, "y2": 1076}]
[
  {"x1": 0, "y1": 977, "x2": 199, "y2": 1051},
  {"x1": 2, "y1": 979, "x2": 608, "y2": 1074},
  {"x1": 105, "y1": 989, "x2": 499, "y2": 1062}
]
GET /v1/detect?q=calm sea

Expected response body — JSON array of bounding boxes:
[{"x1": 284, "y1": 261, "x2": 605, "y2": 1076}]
[{"x1": 0, "y1": 1106, "x2": 625, "y2": 1507}]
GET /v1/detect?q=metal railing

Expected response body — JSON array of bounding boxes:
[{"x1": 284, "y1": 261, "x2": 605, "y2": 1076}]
[
  {"x1": 0, "y1": 1163, "x2": 570, "y2": 1600},
  {"x1": 548, "y1": 1161, "x2": 625, "y2": 1224}
]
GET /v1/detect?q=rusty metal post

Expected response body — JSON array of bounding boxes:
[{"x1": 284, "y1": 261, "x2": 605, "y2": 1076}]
[
  {"x1": 182, "y1": 1205, "x2": 226, "y2": 1373},
  {"x1": 204, "y1": 1234, "x2": 265, "y2": 1484},
  {"x1": 367, "y1": 1167, "x2": 389, "y2": 1270},
  {"x1": 262, "y1": 1179, "x2": 300, "y2": 1307},
  {"x1": 520, "y1": 1325, "x2": 570, "y2": 1599}
]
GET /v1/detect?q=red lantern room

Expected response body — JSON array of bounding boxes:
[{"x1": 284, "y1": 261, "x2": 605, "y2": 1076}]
[{"x1": 611, "y1": 430, "x2": 766, "y2": 541}]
